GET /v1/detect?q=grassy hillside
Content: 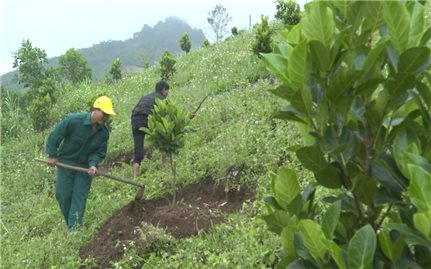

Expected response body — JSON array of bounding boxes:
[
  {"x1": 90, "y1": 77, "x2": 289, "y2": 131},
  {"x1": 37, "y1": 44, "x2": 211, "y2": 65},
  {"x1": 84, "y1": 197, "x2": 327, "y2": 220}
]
[{"x1": 1, "y1": 29, "x2": 305, "y2": 268}]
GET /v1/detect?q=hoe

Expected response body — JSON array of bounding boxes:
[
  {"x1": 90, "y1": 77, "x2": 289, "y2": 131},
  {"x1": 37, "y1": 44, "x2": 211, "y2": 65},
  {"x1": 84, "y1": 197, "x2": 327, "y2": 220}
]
[{"x1": 35, "y1": 158, "x2": 145, "y2": 201}]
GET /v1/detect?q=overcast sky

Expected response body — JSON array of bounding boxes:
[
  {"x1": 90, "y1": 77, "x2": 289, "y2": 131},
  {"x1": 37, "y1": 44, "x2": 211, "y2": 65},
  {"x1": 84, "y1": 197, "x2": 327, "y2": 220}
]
[{"x1": 1, "y1": 0, "x2": 308, "y2": 75}]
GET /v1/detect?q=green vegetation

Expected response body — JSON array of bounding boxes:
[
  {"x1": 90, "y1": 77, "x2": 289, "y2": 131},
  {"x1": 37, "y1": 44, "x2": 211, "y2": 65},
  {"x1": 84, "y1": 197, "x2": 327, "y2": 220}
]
[
  {"x1": 2, "y1": 1, "x2": 430, "y2": 268},
  {"x1": 2, "y1": 27, "x2": 293, "y2": 268},
  {"x1": 263, "y1": 1, "x2": 431, "y2": 268}
]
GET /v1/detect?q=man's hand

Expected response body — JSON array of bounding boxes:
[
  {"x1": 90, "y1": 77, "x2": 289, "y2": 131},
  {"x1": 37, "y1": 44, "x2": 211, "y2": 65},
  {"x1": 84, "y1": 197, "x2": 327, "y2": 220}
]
[
  {"x1": 47, "y1": 157, "x2": 58, "y2": 166},
  {"x1": 88, "y1": 166, "x2": 97, "y2": 177},
  {"x1": 189, "y1": 112, "x2": 196, "y2": 119}
]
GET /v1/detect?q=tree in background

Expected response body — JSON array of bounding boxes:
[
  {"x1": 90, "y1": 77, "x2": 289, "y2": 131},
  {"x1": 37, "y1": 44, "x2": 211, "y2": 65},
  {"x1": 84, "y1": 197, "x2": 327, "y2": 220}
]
[
  {"x1": 26, "y1": 78, "x2": 57, "y2": 131},
  {"x1": 202, "y1": 38, "x2": 211, "y2": 48},
  {"x1": 262, "y1": 1, "x2": 431, "y2": 267},
  {"x1": 231, "y1": 27, "x2": 239, "y2": 36},
  {"x1": 207, "y1": 4, "x2": 232, "y2": 42},
  {"x1": 252, "y1": 16, "x2": 273, "y2": 58},
  {"x1": 58, "y1": 48, "x2": 92, "y2": 84},
  {"x1": 180, "y1": 32, "x2": 192, "y2": 53},
  {"x1": 275, "y1": 0, "x2": 302, "y2": 25},
  {"x1": 107, "y1": 58, "x2": 122, "y2": 82},
  {"x1": 159, "y1": 50, "x2": 176, "y2": 81},
  {"x1": 12, "y1": 39, "x2": 49, "y2": 89}
]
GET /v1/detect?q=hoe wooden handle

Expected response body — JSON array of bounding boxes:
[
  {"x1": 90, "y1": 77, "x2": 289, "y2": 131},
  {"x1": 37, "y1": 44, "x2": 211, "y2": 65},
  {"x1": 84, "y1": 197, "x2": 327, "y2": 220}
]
[{"x1": 35, "y1": 158, "x2": 144, "y2": 188}]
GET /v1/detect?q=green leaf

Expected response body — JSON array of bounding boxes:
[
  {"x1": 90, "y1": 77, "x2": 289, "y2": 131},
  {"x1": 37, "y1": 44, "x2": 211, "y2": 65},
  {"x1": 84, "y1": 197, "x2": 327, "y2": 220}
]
[
  {"x1": 262, "y1": 210, "x2": 292, "y2": 234},
  {"x1": 383, "y1": 1, "x2": 410, "y2": 54},
  {"x1": 315, "y1": 98, "x2": 329, "y2": 134},
  {"x1": 362, "y1": 39, "x2": 388, "y2": 71},
  {"x1": 290, "y1": 89, "x2": 309, "y2": 115},
  {"x1": 323, "y1": 239, "x2": 347, "y2": 269},
  {"x1": 372, "y1": 156, "x2": 407, "y2": 192},
  {"x1": 365, "y1": 1, "x2": 384, "y2": 32},
  {"x1": 298, "y1": 219, "x2": 328, "y2": 262},
  {"x1": 322, "y1": 200, "x2": 341, "y2": 239},
  {"x1": 413, "y1": 212, "x2": 431, "y2": 240},
  {"x1": 326, "y1": 68, "x2": 362, "y2": 101},
  {"x1": 388, "y1": 223, "x2": 431, "y2": 249},
  {"x1": 309, "y1": 40, "x2": 329, "y2": 72},
  {"x1": 272, "y1": 167, "x2": 301, "y2": 209},
  {"x1": 398, "y1": 47, "x2": 430, "y2": 75},
  {"x1": 288, "y1": 40, "x2": 309, "y2": 89},
  {"x1": 407, "y1": 1, "x2": 425, "y2": 48},
  {"x1": 302, "y1": 1, "x2": 335, "y2": 46},
  {"x1": 353, "y1": 175, "x2": 378, "y2": 206},
  {"x1": 296, "y1": 145, "x2": 328, "y2": 172},
  {"x1": 378, "y1": 229, "x2": 404, "y2": 262},
  {"x1": 385, "y1": 73, "x2": 416, "y2": 97},
  {"x1": 347, "y1": 224, "x2": 376, "y2": 269},
  {"x1": 268, "y1": 84, "x2": 295, "y2": 101},
  {"x1": 408, "y1": 164, "x2": 431, "y2": 213},
  {"x1": 420, "y1": 28, "x2": 431, "y2": 46},
  {"x1": 281, "y1": 225, "x2": 298, "y2": 258},
  {"x1": 262, "y1": 53, "x2": 290, "y2": 85},
  {"x1": 314, "y1": 164, "x2": 342, "y2": 189}
]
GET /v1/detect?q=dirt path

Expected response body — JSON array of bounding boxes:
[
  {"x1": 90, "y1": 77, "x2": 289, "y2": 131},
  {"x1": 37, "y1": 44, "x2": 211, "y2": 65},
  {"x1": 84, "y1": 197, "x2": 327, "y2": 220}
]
[{"x1": 79, "y1": 179, "x2": 254, "y2": 268}]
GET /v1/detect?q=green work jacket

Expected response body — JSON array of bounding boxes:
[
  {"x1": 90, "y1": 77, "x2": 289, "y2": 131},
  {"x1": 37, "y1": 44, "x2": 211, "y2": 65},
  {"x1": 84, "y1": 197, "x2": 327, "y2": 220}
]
[{"x1": 46, "y1": 112, "x2": 109, "y2": 168}]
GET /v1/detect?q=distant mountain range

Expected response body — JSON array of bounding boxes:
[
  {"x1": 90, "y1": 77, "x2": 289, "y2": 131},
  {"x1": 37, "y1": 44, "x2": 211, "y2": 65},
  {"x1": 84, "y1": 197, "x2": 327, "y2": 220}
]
[{"x1": 1, "y1": 16, "x2": 206, "y2": 89}]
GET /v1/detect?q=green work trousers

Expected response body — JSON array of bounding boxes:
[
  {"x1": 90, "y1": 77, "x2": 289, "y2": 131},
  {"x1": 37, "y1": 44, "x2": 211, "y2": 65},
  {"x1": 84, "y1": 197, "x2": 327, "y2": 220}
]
[{"x1": 55, "y1": 166, "x2": 92, "y2": 230}]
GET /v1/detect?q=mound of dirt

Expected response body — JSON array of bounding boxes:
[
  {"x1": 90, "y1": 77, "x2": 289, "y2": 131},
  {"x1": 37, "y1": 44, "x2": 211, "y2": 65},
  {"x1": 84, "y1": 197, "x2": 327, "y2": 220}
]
[{"x1": 79, "y1": 179, "x2": 254, "y2": 268}]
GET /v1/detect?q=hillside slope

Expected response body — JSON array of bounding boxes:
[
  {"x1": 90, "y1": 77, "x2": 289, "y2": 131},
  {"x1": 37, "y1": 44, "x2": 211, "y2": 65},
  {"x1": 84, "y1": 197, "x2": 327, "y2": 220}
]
[{"x1": 1, "y1": 28, "x2": 302, "y2": 268}]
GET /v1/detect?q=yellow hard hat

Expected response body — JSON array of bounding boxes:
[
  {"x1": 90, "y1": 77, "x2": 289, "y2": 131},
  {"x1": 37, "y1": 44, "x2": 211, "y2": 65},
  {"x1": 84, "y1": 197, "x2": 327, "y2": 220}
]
[{"x1": 93, "y1": 96, "x2": 116, "y2": 116}]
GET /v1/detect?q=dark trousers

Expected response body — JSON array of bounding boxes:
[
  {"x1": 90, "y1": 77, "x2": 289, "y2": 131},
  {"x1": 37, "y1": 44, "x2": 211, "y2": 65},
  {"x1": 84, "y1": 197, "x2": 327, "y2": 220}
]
[
  {"x1": 55, "y1": 166, "x2": 92, "y2": 230},
  {"x1": 132, "y1": 117, "x2": 148, "y2": 165}
]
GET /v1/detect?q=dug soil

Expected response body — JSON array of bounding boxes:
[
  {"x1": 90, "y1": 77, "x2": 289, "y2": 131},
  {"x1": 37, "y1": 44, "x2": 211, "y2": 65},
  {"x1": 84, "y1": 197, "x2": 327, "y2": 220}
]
[{"x1": 79, "y1": 178, "x2": 255, "y2": 268}]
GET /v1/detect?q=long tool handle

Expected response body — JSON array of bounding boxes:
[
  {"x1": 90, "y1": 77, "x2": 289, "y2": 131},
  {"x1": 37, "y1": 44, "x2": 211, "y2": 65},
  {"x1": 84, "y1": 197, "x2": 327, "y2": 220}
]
[
  {"x1": 193, "y1": 93, "x2": 211, "y2": 114},
  {"x1": 35, "y1": 158, "x2": 144, "y2": 188}
]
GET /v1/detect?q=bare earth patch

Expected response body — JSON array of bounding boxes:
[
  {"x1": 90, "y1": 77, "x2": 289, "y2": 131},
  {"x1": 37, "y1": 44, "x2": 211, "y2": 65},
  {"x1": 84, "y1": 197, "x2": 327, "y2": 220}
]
[{"x1": 79, "y1": 178, "x2": 254, "y2": 268}]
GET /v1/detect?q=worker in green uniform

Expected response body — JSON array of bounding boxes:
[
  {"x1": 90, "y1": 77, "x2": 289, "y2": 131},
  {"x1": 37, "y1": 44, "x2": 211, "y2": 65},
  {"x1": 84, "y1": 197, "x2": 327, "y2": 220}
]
[{"x1": 45, "y1": 96, "x2": 116, "y2": 231}]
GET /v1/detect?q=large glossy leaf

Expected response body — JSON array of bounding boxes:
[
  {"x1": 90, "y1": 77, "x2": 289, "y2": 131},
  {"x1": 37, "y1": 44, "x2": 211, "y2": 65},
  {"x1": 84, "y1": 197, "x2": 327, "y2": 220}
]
[
  {"x1": 315, "y1": 98, "x2": 329, "y2": 134},
  {"x1": 302, "y1": 1, "x2": 335, "y2": 46},
  {"x1": 388, "y1": 223, "x2": 431, "y2": 249},
  {"x1": 323, "y1": 238, "x2": 347, "y2": 269},
  {"x1": 296, "y1": 145, "x2": 328, "y2": 172},
  {"x1": 378, "y1": 229, "x2": 404, "y2": 262},
  {"x1": 408, "y1": 164, "x2": 431, "y2": 213},
  {"x1": 407, "y1": 1, "x2": 425, "y2": 48},
  {"x1": 347, "y1": 224, "x2": 376, "y2": 269},
  {"x1": 262, "y1": 53, "x2": 290, "y2": 85},
  {"x1": 372, "y1": 156, "x2": 408, "y2": 192},
  {"x1": 362, "y1": 39, "x2": 388, "y2": 71},
  {"x1": 314, "y1": 164, "x2": 342, "y2": 189},
  {"x1": 322, "y1": 200, "x2": 341, "y2": 239},
  {"x1": 290, "y1": 89, "x2": 309, "y2": 115},
  {"x1": 309, "y1": 40, "x2": 329, "y2": 73},
  {"x1": 385, "y1": 73, "x2": 416, "y2": 97},
  {"x1": 261, "y1": 209, "x2": 291, "y2": 234},
  {"x1": 326, "y1": 68, "x2": 362, "y2": 101},
  {"x1": 281, "y1": 225, "x2": 298, "y2": 258},
  {"x1": 271, "y1": 167, "x2": 301, "y2": 209},
  {"x1": 365, "y1": 1, "x2": 384, "y2": 32},
  {"x1": 383, "y1": 1, "x2": 410, "y2": 54},
  {"x1": 398, "y1": 47, "x2": 430, "y2": 75},
  {"x1": 353, "y1": 175, "x2": 378, "y2": 206},
  {"x1": 273, "y1": 105, "x2": 307, "y2": 124},
  {"x1": 288, "y1": 40, "x2": 309, "y2": 89},
  {"x1": 268, "y1": 84, "x2": 295, "y2": 101},
  {"x1": 298, "y1": 219, "x2": 328, "y2": 262},
  {"x1": 413, "y1": 212, "x2": 431, "y2": 240}
]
